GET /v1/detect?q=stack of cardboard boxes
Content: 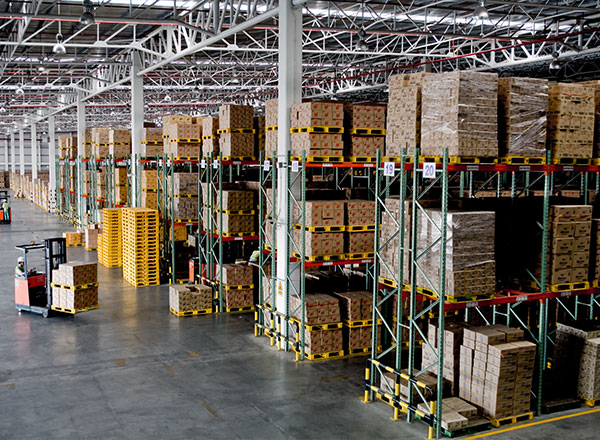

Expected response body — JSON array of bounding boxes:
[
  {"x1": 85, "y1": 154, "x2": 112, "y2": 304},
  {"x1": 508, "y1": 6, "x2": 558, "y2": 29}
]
[
  {"x1": 163, "y1": 115, "x2": 202, "y2": 157},
  {"x1": 51, "y1": 262, "x2": 99, "y2": 310},
  {"x1": 218, "y1": 105, "x2": 255, "y2": 157},
  {"x1": 417, "y1": 397, "x2": 485, "y2": 432},
  {"x1": 292, "y1": 200, "x2": 344, "y2": 257},
  {"x1": 109, "y1": 128, "x2": 131, "y2": 159},
  {"x1": 63, "y1": 231, "x2": 83, "y2": 246},
  {"x1": 215, "y1": 263, "x2": 254, "y2": 310},
  {"x1": 416, "y1": 209, "x2": 496, "y2": 300},
  {"x1": 346, "y1": 103, "x2": 386, "y2": 157},
  {"x1": 379, "y1": 197, "x2": 411, "y2": 283},
  {"x1": 141, "y1": 170, "x2": 158, "y2": 210},
  {"x1": 385, "y1": 73, "x2": 430, "y2": 157},
  {"x1": 345, "y1": 200, "x2": 375, "y2": 256},
  {"x1": 547, "y1": 83, "x2": 595, "y2": 159},
  {"x1": 265, "y1": 99, "x2": 278, "y2": 157},
  {"x1": 290, "y1": 102, "x2": 344, "y2": 157},
  {"x1": 141, "y1": 127, "x2": 163, "y2": 157},
  {"x1": 92, "y1": 127, "x2": 111, "y2": 157},
  {"x1": 84, "y1": 226, "x2": 99, "y2": 250},
  {"x1": 421, "y1": 71, "x2": 498, "y2": 158},
  {"x1": 552, "y1": 323, "x2": 600, "y2": 401},
  {"x1": 115, "y1": 167, "x2": 128, "y2": 205},
  {"x1": 290, "y1": 293, "x2": 343, "y2": 355},
  {"x1": 541, "y1": 205, "x2": 592, "y2": 286},
  {"x1": 255, "y1": 116, "x2": 266, "y2": 155},
  {"x1": 498, "y1": 78, "x2": 548, "y2": 158},
  {"x1": 590, "y1": 219, "x2": 600, "y2": 282},
  {"x1": 578, "y1": 80, "x2": 600, "y2": 157},
  {"x1": 459, "y1": 325, "x2": 535, "y2": 420},
  {"x1": 202, "y1": 117, "x2": 219, "y2": 156},
  {"x1": 169, "y1": 172, "x2": 199, "y2": 220},
  {"x1": 214, "y1": 190, "x2": 255, "y2": 235},
  {"x1": 335, "y1": 291, "x2": 379, "y2": 352},
  {"x1": 169, "y1": 284, "x2": 213, "y2": 313}
]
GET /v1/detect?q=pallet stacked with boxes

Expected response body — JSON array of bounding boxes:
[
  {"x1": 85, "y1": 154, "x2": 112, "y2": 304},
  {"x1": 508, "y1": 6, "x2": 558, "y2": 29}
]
[
  {"x1": 417, "y1": 397, "x2": 488, "y2": 434},
  {"x1": 122, "y1": 207, "x2": 159, "y2": 286},
  {"x1": 346, "y1": 103, "x2": 386, "y2": 160},
  {"x1": 290, "y1": 102, "x2": 344, "y2": 159},
  {"x1": 92, "y1": 127, "x2": 111, "y2": 157},
  {"x1": 537, "y1": 205, "x2": 592, "y2": 289},
  {"x1": 459, "y1": 325, "x2": 536, "y2": 424},
  {"x1": 345, "y1": 200, "x2": 375, "y2": 259},
  {"x1": 379, "y1": 197, "x2": 410, "y2": 284},
  {"x1": 255, "y1": 115, "x2": 265, "y2": 156},
  {"x1": 51, "y1": 262, "x2": 99, "y2": 312},
  {"x1": 386, "y1": 73, "x2": 428, "y2": 157},
  {"x1": 218, "y1": 105, "x2": 255, "y2": 159},
  {"x1": 551, "y1": 323, "x2": 600, "y2": 405},
  {"x1": 141, "y1": 169, "x2": 158, "y2": 209},
  {"x1": 416, "y1": 209, "x2": 496, "y2": 301},
  {"x1": 169, "y1": 284, "x2": 213, "y2": 316},
  {"x1": 98, "y1": 208, "x2": 122, "y2": 268},
  {"x1": 170, "y1": 171, "x2": 198, "y2": 222},
  {"x1": 215, "y1": 263, "x2": 254, "y2": 312},
  {"x1": 578, "y1": 80, "x2": 600, "y2": 157},
  {"x1": 63, "y1": 231, "x2": 83, "y2": 247},
  {"x1": 202, "y1": 117, "x2": 219, "y2": 156},
  {"x1": 84, "y1": 225, "x2": 99, "y2": 250},
  {"x1": 292, "y1": 200, "x2": 344, "y2": 260},
  {"x1": 109, "y1": 128, "x2": 131, "y2": 159},
  {"x1": 265, "y1": 99, "x2": 278, "y2": 158},
  {"x1": 335, "y1": 291, "x2": 379, "y2": 354},
  {"x1": 590, "y1": 219, "x2": 600, "y2": 283},
  {"x1": 497, "y1": 78, "x2": 548, "y2": 161},
  {"x1": 215, "y1": 189, "x2": 256, "y2": 236},
  {"x1": 290, "y1": 293, "x2": 344, "y2": 359},
  {"x1": 141, "y1": 127, "x2": 163, "y2": 157},
  {"x1": 115, "y1": 166, "x2": 128, "y2": 205},
  {"x1": 163, "y1": 115, "x2": 201, "y2": 158},
  {"x1": 547, "y1": 83, "x2": 594, "y2": 162},
  {"x1": 421, "y1": 71, "x2": 498, "y2": 161}
]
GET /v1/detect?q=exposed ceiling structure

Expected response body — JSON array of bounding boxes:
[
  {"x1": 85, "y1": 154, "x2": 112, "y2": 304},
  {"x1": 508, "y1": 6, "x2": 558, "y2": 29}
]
[{"x1": 0, "y1": 0, "x2": 599, "y2": 135}]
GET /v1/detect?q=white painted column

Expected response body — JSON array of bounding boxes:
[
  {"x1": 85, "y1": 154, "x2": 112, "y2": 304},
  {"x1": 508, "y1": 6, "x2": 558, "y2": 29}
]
[
  {"x1": 31, "y1": 123, "x2": 38, "y2": 180},
  {"x1": 3, "y1": 139, "x2": 7, "y2": 171},
  {"x1": 48, "y1": 116, "x2": 56, "y2": 211},
  {"x1": 10, "y1": 132, "x2": 15, "y2": 173},
  {"x1": 19, "y1": 129, "x2": 25, "y2": 176},
  {"x1": 275, "y1": 0, "x2": 302, "y2": 338},
  {"x1": 131, "y1": 51, "x2": 144, "y2": 207},
  {"x1": 76, "y1": 91, "x2": 86, "y2": 225}
]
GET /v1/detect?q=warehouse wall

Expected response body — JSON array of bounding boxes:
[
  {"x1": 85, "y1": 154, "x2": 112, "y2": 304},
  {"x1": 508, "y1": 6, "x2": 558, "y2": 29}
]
[{"x1": 0, "y1": 135, "x2": 51, "y2": 172}]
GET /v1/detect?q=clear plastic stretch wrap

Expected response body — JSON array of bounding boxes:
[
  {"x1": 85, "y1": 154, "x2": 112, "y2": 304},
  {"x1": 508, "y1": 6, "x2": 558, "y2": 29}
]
[
  {"x1": 578, "y1": 81, "x2": 600, "y2": 157},
  {"x1": 420, "y1": 71, "x2": 498, "y2": 157},
  {"x1": 547, "y1": 83, "x2": 594, "y2": 159},
  {"x1": 416, "y1": 209, "x2": 496, "y2": 298},
  {"x1": 498, "y1": 77, "x2": 548, "y2": 157},
  {"x1": 379, "y1": 196, "x2": 411, "y2": 283},
  {"x1": 385, "y1": 73, "x2": 431, "y2": 156}
]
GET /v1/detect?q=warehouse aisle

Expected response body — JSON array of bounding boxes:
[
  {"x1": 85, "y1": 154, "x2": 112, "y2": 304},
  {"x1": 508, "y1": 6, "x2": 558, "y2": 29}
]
[
  {"x1": 0, "y1": 198, "x2": 418, "y2": 440},
  {"x1": 2, "y1": 199, "x2": 600, "y2": 440}
]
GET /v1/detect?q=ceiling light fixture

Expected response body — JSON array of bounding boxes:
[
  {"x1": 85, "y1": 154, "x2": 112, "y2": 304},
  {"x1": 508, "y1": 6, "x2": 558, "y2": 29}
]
[
  {"x1": 80, "y1": 0, "x2": 95, "y2": 25},
  {"x1": 549, "y1": 53, "x2": 562, "y2": 72},
  {"x1": 15, "y1": 85, "x2": 24, "y2": 95},
  {"x1": 164, "y1": 94, "x2": 172, "y2": 102},
  {"x1": 473, "y1": 0, "x2": 489, "y2": 21},
  {"x1": 356, "y1": 28, "x2": 369, "y2": 51},
  {"x1": 53, "y1": 34, "x2": 66, "y2": 55}
]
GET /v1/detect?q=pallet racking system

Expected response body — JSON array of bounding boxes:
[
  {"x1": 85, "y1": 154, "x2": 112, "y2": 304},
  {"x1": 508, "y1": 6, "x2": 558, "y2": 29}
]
[{"x1": 365, "y1": 149, "x2": 600, "y2": 438}]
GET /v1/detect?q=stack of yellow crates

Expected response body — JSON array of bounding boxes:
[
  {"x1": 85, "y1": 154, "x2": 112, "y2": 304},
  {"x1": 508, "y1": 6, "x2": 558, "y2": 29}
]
[
  {"x1": 122, "y1": 208, "x2": 159, "y2": 287},
  {"x1": 99, "y1": 208, "x2": 122, "y2": 267}
]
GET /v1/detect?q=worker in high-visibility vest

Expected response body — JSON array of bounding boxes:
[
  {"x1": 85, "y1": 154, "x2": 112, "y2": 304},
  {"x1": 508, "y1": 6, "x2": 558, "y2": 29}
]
[
  {"x1": 249, "y1": 249, "x2": 261, "y2": 264},
  {"x1": 2, "y1": 200, "x2": 9, "y2": 220}
]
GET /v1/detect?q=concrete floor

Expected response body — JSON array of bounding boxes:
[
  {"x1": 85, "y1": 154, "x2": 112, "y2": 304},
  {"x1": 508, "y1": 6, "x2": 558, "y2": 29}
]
[{"x1": 1, "y1": 197, "x2": 599, "y2": 439}]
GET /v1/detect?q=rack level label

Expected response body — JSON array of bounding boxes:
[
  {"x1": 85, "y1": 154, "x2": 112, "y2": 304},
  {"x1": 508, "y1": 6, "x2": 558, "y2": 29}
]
[{"x1": 423, "y1": 162, "x2": 436, "y2": 179}]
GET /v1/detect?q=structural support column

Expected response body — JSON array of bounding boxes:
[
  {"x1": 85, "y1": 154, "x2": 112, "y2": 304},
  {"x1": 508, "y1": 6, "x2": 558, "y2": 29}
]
[
  {"x1": 10, "y1": 132, "x2": 15, "y2": 173},
  {"x1": 131, "y1": 51, "x2": 144, "y2": 207},
  {"x1": 19, "y1": 129, "x2": 25, "y2": 176},
  {"x1": 31, "y1": 123, "x2": 38, "y2": 180},
  {"x1": 49, "y1": 116, "x2": 56, "y2": 211},
  {"x1": 3, "y1": 139, "x2": 7, "y2": 171},
  {"x1": 275, "y1": 1, "x2": 302, "y2": 326},
  {"x1": 77, "y1": 91, "x2": 86, "y2": 226}
]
